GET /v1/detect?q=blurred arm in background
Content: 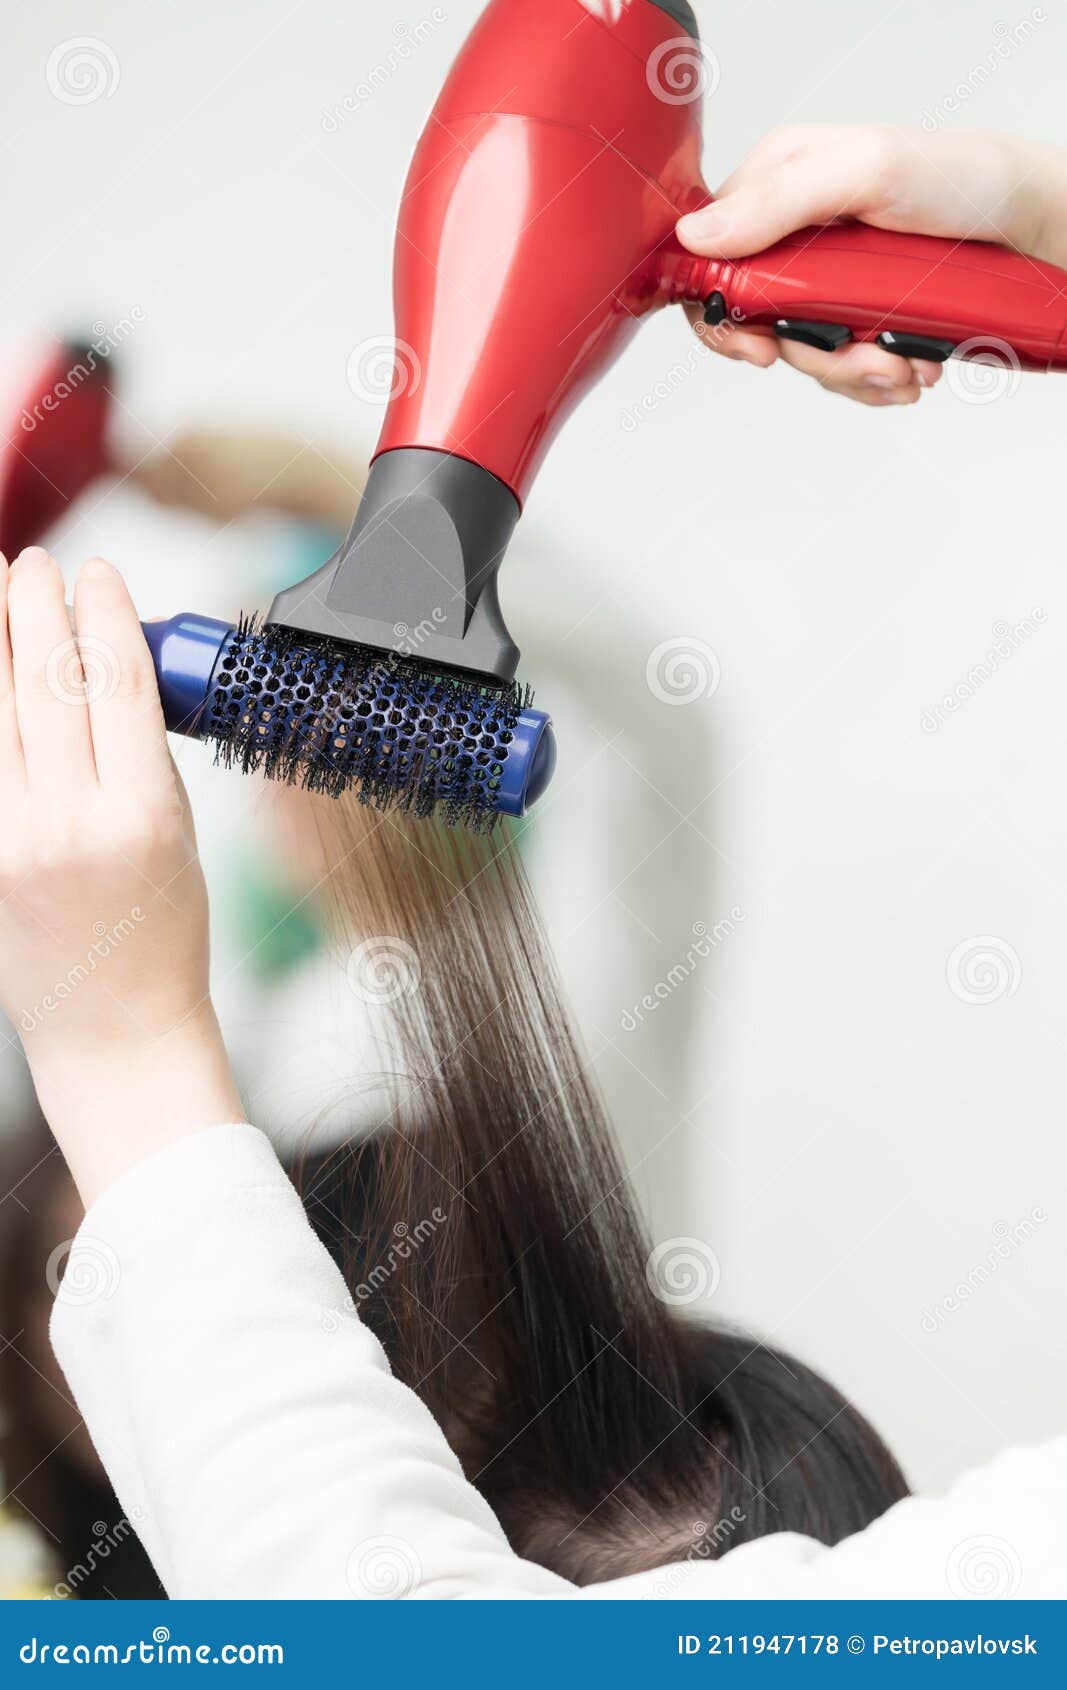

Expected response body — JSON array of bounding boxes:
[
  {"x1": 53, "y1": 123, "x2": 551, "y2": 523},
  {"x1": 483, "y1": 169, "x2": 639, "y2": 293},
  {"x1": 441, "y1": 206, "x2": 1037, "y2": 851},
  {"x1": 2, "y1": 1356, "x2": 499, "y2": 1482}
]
[{"x1": 128, "y1": 428, "x2": 364, "y2": 533}]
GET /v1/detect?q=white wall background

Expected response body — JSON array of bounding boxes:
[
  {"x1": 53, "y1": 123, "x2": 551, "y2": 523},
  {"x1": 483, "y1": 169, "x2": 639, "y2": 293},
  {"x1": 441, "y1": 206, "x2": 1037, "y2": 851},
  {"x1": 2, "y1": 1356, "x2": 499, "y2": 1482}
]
[{"x1": 3, "y1": 0, "x2": 1065, "y2": 1495}]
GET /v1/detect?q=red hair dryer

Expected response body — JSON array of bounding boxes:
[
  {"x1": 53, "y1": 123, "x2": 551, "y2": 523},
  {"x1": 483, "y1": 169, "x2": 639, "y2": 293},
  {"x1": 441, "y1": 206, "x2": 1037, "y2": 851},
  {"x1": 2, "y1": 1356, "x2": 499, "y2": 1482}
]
[{"x1": 272, "y1": 0, "x2": 1067, "y2": 694}]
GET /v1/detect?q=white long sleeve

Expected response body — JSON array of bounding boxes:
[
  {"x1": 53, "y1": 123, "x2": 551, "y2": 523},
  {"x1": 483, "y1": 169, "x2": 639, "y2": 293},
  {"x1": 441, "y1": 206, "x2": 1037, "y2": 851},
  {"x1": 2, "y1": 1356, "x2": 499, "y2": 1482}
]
[{"x1": 51, "y1": 1125, "x2": 1066, "y2": 1600}]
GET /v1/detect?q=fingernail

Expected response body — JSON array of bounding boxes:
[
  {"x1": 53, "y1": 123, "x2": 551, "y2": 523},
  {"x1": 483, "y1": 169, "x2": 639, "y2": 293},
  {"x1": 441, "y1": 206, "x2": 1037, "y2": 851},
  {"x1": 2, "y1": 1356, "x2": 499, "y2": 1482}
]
[
  {"x1": 865, "y1": 376, "x2": 896, "y2": 391},
  {"x1": 917, "y1": 372, "x2": 930, "y2": 389},
  {"x1": 678, "y1": 205, "x2": 728, "y2": 245},
  {"x1": 80, "y1": 556, "x2": 115, "y2": 580},
  {"x1": 12, "y1": 546, "x2": 50, "y2": 573}
]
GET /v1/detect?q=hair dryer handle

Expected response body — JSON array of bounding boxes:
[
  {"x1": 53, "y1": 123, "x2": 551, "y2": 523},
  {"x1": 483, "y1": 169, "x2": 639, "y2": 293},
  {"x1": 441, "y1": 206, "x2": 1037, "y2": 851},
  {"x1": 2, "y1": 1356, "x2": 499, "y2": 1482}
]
[{"x1": 690, "y1": 221, "x2": 1067, "y2": 371}]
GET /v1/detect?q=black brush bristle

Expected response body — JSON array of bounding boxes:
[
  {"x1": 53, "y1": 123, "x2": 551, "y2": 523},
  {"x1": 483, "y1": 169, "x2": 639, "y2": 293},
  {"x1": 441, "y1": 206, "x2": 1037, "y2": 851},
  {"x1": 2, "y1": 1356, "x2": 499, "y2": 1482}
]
[{"x1": 201, "y1": 617, "x2": 532, "y2": 832}]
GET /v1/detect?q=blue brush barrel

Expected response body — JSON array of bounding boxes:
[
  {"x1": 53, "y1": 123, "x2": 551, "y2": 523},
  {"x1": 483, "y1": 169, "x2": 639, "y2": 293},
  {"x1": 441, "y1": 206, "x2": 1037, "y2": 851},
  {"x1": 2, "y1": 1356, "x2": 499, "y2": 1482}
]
[{"x1": 141, "y1": 613, "x2": 555, "y2": 823}]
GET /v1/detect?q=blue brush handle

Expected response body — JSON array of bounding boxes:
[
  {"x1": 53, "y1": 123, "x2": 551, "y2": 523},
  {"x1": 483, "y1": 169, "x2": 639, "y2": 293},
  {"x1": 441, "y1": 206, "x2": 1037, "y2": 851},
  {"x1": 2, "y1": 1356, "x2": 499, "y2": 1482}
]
[
  {"x1": 139, "y1": 613, "x2": 555, "y2": 818},
  {"x1": 140, "y1": 612, "x2": 232, "y2": 737}
]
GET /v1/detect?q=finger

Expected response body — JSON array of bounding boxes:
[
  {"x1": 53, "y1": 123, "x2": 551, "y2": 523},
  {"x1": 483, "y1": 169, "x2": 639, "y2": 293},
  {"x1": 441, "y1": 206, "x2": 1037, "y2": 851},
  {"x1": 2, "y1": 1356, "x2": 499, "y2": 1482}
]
[
  {"x1": 834, "y1": 380, "x2": 921, "y2": 408},
  {"x1": 685, "y1": 304, "x2": 779, "y2": 367},
  {"x1": 73, "y1": 557, "x2": 173, "y2": 792},
  {"x1": 790, "y1": 339, "x2": 915, "y2": 387},
  {"x1": 678, "y1": 132, "x2": 892, "y2": 258},
  {"x1": 775, "y1": 338, "x2": 921, "y2": 405},
  {"x1": 169, "y1": 757, "x2": 199, "y2": 851},
  {"x1": 0, "y1": 555, "x2": 26, "y2": 789},
  {"x1": 686, "y1": 301, "x2": 943, "y2": 394},
  {"x1": 8, "y1": 547, "x2": 97, "y2": 792}
]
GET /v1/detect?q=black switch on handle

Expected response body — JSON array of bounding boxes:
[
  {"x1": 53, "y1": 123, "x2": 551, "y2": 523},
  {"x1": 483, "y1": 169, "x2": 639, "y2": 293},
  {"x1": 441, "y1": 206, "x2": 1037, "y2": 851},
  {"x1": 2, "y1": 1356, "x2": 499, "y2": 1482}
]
[
  {"x1": 775, "y1": 320, "x2": 853, "y2": 352},
  {"x1": 877, "y1": 330, "x2": 957, "y2": 362}
]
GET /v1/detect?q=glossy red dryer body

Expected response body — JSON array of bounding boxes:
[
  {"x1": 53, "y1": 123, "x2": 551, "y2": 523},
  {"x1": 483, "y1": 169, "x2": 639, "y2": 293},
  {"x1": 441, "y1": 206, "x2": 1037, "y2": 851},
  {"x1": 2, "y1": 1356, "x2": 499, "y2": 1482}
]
[{"x1": 376, "y1": 0, "x2": 711, "y2": 505}]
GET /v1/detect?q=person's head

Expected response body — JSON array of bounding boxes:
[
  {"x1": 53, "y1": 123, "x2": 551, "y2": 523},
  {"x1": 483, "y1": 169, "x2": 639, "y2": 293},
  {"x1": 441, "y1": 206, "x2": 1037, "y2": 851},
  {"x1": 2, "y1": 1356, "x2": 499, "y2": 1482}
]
[{"x1": 291, "y1": 797, "x2": 908, "y2": 1583}]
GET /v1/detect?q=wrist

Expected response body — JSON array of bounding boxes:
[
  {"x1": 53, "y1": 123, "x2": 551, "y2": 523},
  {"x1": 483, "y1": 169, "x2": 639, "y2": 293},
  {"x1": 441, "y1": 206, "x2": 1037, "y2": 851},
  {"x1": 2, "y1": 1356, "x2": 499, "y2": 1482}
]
[
  {"x1": 31, "y1": 1006, "x2": 246, "y2": 1208},
  {"x1": 1004, "y1": 138, "x2": 1067, "y2": 268}
]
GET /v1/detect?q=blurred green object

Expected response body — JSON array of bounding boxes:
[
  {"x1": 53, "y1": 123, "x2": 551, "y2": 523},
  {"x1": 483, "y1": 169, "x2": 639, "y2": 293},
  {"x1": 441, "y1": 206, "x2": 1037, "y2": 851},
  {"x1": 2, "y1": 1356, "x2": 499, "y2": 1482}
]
[
  {"x1": 225, "y1": 852, "x2": 323, "y2": 986},
  {"x1": 266, "y1": 521, "x2": 344, "y2": 597}
]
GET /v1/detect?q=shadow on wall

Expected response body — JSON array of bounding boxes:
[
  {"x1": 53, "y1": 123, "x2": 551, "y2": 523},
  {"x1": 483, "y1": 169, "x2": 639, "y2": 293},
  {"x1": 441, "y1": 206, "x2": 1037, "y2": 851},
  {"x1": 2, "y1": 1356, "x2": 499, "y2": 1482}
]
[{"x1": 511, "y1": 525, "x2": 726, "y2": 1208}]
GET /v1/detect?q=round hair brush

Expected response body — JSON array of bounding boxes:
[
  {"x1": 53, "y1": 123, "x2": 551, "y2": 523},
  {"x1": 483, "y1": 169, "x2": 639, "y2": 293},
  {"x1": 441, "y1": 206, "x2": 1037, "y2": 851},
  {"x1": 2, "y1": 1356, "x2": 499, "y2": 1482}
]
[{"x1": 141, "y1": 611, "x2": 556, "y2": 829}]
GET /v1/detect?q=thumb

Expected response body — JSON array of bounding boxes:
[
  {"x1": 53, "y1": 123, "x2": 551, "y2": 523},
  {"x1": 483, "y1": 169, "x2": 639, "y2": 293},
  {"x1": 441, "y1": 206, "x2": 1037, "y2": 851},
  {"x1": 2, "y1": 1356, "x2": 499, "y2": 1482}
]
[{"x1": 678, "y1": 154, "x2": 880, "y2": 259}]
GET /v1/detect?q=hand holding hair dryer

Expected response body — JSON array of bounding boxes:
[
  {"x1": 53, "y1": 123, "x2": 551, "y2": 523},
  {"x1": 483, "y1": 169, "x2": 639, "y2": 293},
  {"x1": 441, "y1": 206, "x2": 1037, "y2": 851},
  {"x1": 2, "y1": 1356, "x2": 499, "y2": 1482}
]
[{"x1": 6, "y1": 0, "x2": 1067, "y2": 828}]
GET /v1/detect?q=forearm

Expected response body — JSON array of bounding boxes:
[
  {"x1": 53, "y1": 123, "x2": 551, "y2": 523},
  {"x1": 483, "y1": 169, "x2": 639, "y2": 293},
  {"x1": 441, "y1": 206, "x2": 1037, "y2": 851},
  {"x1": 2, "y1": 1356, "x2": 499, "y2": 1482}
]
[
  {"x1": 32, "y1": 1009, "x2": 245, "y2": 1209},
  {"x1": 127, "y1": 432, "x2": 364, "y2": 532},
  {"x1": 267, "y1": 453, "x2": 363, "y2": 532}
]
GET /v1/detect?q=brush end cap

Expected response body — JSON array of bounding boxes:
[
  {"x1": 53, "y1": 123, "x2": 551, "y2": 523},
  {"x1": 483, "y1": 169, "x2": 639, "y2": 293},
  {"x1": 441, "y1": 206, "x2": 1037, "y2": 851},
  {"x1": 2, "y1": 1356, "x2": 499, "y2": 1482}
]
[
  {"x1": 142, "y1": 612, "x2": 232, "y2": 737},
  {"x1": 497, "y1": 710, "x2": 556, "y2": 818}
]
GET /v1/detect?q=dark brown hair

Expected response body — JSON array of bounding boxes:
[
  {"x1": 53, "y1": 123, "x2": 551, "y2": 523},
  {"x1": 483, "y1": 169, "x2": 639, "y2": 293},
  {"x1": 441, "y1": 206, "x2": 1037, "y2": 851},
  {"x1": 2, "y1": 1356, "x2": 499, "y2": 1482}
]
[{"x1": 296, "y1": 799, "x2": 908, "y2": 1585}]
